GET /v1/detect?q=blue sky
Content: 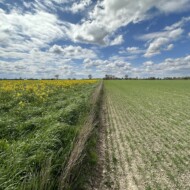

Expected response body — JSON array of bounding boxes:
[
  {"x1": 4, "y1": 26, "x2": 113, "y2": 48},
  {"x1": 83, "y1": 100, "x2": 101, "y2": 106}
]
[{"x1": 0, "y1": 0, "x2": 190, "y2": 79}]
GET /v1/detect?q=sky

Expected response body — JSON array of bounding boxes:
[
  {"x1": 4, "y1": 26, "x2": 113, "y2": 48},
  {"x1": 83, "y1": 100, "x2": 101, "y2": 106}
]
[{"x1": 0, "y1": 0, "x2": 190, "y2": 79}]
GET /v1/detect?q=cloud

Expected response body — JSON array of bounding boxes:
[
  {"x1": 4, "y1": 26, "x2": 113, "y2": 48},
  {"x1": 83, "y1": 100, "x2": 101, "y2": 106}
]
[
  {"x1": 65, "y1": 21, "x2": 110, "y2": 45},
  {"x1": 145, "y1": 37, "x2": 170, "y2": 57},
  {"x1": 2, "y1": 0, "x2": 190, "y2": 48},
  {"x1": 49, "y1": 45, "x2": 97, "y2": 59},
  {"x1": 137, "y1": 17, "x2": 190, "y2": 58},
  {"x1": 32, "y1": 0, "x2": 73, "y2": 12},
  {"x1": 164, "y1": 16, "x2": 190, "y2": 31},
  {"x1": 0, "y1": 48, "x2": 77, "y2": 79},
  {"x1": 1, "y1": 0, "x2": 190, "y2": 79},
  {"x1": 68, "y1": 0, "x2": 92, "y2": 13},
  {"x1": 139, "y1": 28, "x2": 184, "y2": 41},
  {"x1": 1, "y1": 51, "x2": 190, "y2": 78},
  {"x1": 143, "y1": 61, "x2": 154, "y2": 66},
  {"x1": 0, "y1": 44, "x2": 96, "y2": 79},
  {"x1": 0, "y1": 8, "x2": 76, "y2": 78},
  {"x1": 165, "y1": 44, "x2": 174, "y2": 51},
  {"x1": 49, "y1": 45, "x2": 63, "y2": 54},
  {"x1": 83, "y1": 59, "x2": 108, "y2": 68},
  {"x1": 47, "y1": 0, "x2": 93, "y2": 15},
  {"x1": 0, "y1": 9, "x2": 65, "y2": 52},
  {"x1": 143, "y1": 28, "x2": 183, "y2": 57},
  {"x1": 109, "y1": 35, "x2": 124, "y2": 46},
  {"x1": 168, "y1": 28, "x2": 184, "y2": 38},
  {"x1": 63, "y1": 0, "x2": 190, "y2": 45},
  {"x1": 156, "y1": 0, "x2": 190, "y2": 13},
  {"x1": 137, "y1": 55, "x2": 190, "y2": 77},
  {"x1": 118, "y1": 47, "x2": 145, "y2": 60},
  {"x1": 126, "y1": 47, "x2": 145, "y2": 54},
  {"x1": 127, "y1": 47, "x2": 140, "y2": 54},
  {"x1": 82, "y1": 54, "x2": 190, "y2": 78},
  {"x1": 100, "y1": 61, "x2": 132, "y2": 76},
  {"x1": 83, "y1": 58, "x2": 132, "y2": 76}
]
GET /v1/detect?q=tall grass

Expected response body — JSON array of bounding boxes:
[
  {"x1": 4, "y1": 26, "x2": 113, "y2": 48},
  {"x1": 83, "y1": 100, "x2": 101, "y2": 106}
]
[
  {"x1": 0, "y1": 83, "x2": 97, "y2": 189},
  {"x1": 59, "y1": 82, "x2": 103, "y2": 190}
]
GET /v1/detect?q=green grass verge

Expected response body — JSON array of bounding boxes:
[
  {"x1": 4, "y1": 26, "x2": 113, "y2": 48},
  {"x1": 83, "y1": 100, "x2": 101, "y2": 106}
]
[
  {"x1": 0, "y1": 83, "x2": 98, "y2": 190},
  {"x1": 60, "y1": 82, "x2": 104, "y2": 190}
]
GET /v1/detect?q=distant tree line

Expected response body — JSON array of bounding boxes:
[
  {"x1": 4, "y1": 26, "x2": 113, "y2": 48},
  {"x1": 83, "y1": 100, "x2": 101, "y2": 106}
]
[
  {"x1": 103, "y1": 74, "x2": 130, "y2": 80},
  {"x1": 103, "y1": 75, "x2": 190, "y2": 80},
  {"x1": 142, "y1": 76, "x2": 190, "y2": 80},
  {"x1": 1, "y1": 75, "x2": 190, "y2": 80}
]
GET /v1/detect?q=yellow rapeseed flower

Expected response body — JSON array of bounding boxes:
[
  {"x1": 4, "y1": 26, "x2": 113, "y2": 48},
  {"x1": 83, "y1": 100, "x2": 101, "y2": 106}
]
[{"x1": 0, "y1": 79, "x2": 98, "y2": 102}]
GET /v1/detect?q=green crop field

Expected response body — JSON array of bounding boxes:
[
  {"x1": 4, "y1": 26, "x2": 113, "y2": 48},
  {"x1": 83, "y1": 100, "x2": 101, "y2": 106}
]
[
  {"x1": 1, "y1": 79, "x2": 190, "y2": 190},
  {"x1": 101, "y1": 80, "x2": 190, "y2": 190}
]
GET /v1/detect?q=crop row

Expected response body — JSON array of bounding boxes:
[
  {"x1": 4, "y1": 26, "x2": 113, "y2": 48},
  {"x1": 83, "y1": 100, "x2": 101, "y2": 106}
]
[{"x1": 103, "y1": 80, "x2": 190, "y2": 190}]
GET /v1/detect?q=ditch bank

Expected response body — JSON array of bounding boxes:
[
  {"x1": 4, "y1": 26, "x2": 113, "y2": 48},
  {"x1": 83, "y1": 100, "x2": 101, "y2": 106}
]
[{"x1": 58, "y1": 81, "x2": 104, "y2": 190}]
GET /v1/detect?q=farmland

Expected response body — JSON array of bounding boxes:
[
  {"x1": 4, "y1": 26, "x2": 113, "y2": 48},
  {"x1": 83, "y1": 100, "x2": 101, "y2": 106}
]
[
  {"x1": 0, "y1": 79, "x2": 98, "y2": 189},
  {"x1": 1, "y1": 79, "x2": 190, "y2": 190},
  {"x1": 100, "y1": 80, "x2": 190, "y2": 190}
]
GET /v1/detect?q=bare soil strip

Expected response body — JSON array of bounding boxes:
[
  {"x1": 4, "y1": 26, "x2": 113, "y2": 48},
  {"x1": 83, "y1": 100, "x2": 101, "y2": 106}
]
[{"x1": 98, "y1": 95, "x2": 139, "y2": 190}]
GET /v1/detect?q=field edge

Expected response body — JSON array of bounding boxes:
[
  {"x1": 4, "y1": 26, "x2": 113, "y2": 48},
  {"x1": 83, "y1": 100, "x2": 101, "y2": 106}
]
[{"x1": 58, "y1": 81, "x2": 104, "y2": 190}]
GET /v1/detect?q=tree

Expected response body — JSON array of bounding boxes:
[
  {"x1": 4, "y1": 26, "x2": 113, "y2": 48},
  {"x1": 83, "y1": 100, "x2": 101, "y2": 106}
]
[
  {"x1": 55, "y1": 74, "x2": 59, "y2": 80},
  {"x1": 88, "y1": 74, "x2": 92, "y2": 79},
  {"x1": 125, "y1": 74, "x2": 128, "y2": 80}
]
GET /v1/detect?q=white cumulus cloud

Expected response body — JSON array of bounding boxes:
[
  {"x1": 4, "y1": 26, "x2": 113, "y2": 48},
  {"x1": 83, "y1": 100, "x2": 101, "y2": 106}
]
[
  {"x1": 49, "y1": 45, "x2": 97, "y2": 59},
  {"x1": 109, "y1": 35, "x2": 124, "y2": 46},
  {"x1": 63, "y1": 0, "x2": 190, "y2": 45},
  {"x1": 0, "y1": 9, "x2": 65, "y2": 52},
  {"x1": 143, "y1": 28, "x2": 183, "y2": 57},
  {"x1": 68, "y1": 0, "x2": 92, "y2": 13}
]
